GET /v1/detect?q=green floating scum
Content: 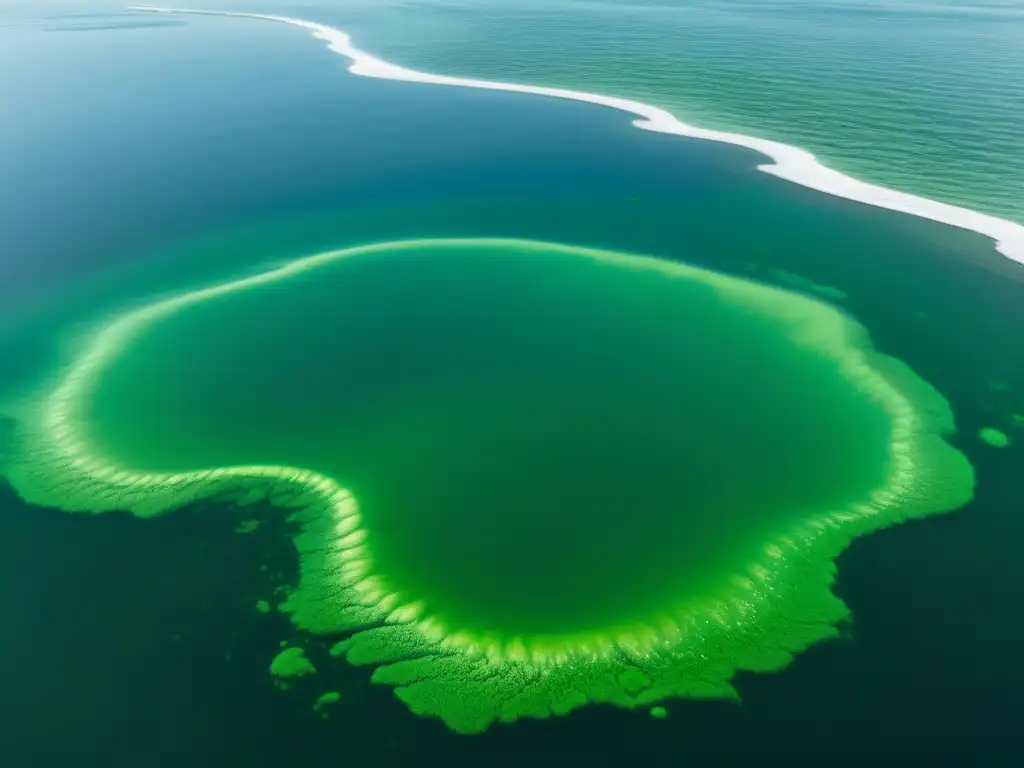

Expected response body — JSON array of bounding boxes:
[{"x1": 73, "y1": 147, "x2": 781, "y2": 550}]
[
  {"x1": 270, "y1": 647, "x2": 316, "y2": 679},
  {"x1": 2, "y1": 238, "x2": 973, "y2": 733},
  {"x1": 978, "y1": 427, "x2": 1010, "y2": 448}
]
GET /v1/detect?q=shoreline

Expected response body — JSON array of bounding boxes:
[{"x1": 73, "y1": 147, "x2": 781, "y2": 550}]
[{"x1": 126, "y1": 4, "x2": 1024, "y2": 267}]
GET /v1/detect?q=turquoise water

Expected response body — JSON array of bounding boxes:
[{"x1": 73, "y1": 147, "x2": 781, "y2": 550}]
[
  {"x1": 8, "y1": 1, "x2": 1021, "y2": 223},
  {"x1": 325, "y1": 0, "x2": 1024, "y2": 224}
]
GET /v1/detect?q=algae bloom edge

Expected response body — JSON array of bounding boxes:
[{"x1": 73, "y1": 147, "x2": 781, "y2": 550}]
[{"x1": 1, "y1": 237, "x2": 973, "y2": 734}]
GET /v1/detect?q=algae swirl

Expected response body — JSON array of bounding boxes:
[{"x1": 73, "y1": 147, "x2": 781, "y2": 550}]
[{"x1": 2, "y1": 238, "x2": 973, "y2": 733}]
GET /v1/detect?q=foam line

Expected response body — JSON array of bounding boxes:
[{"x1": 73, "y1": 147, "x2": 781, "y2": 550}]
[{"x1": 127, "y1": 4, "x2": 1024, "y2": 266}]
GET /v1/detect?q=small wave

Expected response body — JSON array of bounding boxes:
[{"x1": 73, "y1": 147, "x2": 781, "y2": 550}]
[{"x1": 126, "y1": 4, "x2": 1024, "y2": 266}]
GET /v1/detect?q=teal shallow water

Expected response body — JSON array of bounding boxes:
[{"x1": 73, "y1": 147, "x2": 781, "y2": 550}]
[
  {"x1": 6, "y1": 1, "x2": 1021, "y2": 226},
  {"x1": 323, "y1": 0, "x2": 1024, "y2": 224}
]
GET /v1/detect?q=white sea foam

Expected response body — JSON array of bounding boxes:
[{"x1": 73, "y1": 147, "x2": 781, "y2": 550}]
[{"x1": 128, "y1": 4, "x2": 1024, "y2": 266}]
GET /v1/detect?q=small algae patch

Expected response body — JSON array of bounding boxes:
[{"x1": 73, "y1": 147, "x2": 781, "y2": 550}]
[
  {"x1": 235, "y1": 518, "x2": 260, "y2": 534},
  {"x1": 979, "y1": 427, "x2": 1010, "y2": 448},
  {"x1": 256, "y1": 600, "x2": 271, "y2": 615},
  {"x1": 314, "y1": 691, "x2": 341, "y2": 711},
  {"x1": 650, "y1": 706, "x2": 668, "y2": 719},
  {"x1": 1, "y1": 238, "x2": 973, "y2": 734},
  {"x1": 270, "y1": 647, "x2": 315, "y2": 679},
  {"x1": 1010, "y1": 415, "x2": 1024, "y2": 429}
]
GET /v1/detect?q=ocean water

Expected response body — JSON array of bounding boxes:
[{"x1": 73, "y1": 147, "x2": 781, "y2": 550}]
[
  {"x1": 318, "y1": 0, "x2": 1024, "y2": 224},
  {"x1": 0, "y1": 1, "x2": 1022, "y2": 765}
]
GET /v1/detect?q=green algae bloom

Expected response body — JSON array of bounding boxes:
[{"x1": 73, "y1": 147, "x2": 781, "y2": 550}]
[
  {"x1": 649, "y1": 706, "x2": 668, "y2": 719},
  {"x1": 270, "y1": 647, "x2": 315, "y2": 679},
  {"x1": 314, "y1": 691, "x2": 341, "y2": 711},
  {"x1": 978, "y1": 427, "x2": 1010, "y2": 448},
  {"x1": 256, "y1": 600, "x2": 271, "y2": 615},
  {"x1": 1, "y1": 238, "x2": 973, "y2": 733}
]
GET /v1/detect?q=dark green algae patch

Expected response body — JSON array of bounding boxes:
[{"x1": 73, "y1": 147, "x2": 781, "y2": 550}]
[
  {"x1": 83, "y1": 239, "x2": 894, "y2": 632},
  {"x1": 4, "y1": 238, "x2": 973, "y2": 733}
]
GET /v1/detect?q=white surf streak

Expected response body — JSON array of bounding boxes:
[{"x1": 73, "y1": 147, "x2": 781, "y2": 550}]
[{"x1": 128, "y1": 4, "x2": 1024, "y2": 266}]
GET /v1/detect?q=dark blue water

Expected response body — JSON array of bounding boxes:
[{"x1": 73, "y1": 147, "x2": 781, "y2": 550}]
[{"x1": 0, "y1": 13, "x2": 751, "y2": 307}]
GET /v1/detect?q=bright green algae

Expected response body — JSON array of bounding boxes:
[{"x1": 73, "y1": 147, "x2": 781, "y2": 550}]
[
  {"x1": 3, "y1": 238, "x2": 973, "y2": 733},
  {"x1": 978, "y1": 428, "x2": 1010, "y2": 448},
  {"x1": 270, "y1": 647, "x2": 315, "y2": 678},
  {"x1": 81, "y1": 239, "x2": 894, "y2": 635}
]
